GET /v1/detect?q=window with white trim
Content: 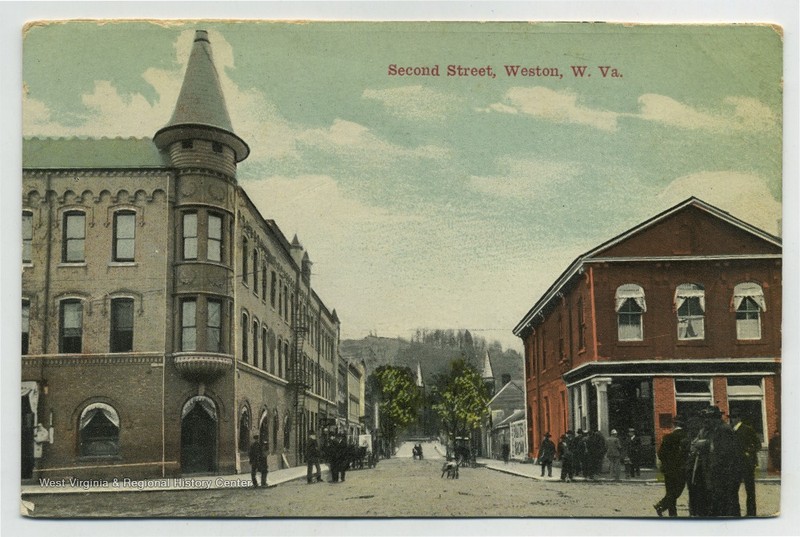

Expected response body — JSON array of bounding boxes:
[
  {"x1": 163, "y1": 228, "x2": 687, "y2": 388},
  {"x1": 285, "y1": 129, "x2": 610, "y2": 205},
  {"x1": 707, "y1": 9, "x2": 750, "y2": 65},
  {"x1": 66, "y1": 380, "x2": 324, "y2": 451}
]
[
  {"x1": 734, "y1": 282, "x2": 765, "y2": 340},
  {"x1": 63, "y1": 211, "x2": 86, "y2": 262},
  {"x1": 79, "y1": 403, "x2": 120, "y2": 457},
  {"x1": 675, "y1": 283, "x2": 705, "y2": 340},
  {"x1": 181, "y1": 299, "x2": 197, "y2": 351},
  {"x1": 110, "y1": 297, "x2": 134, "y2": 353},
  {"x1": 59, "y1": 299, "x2": 83, "y2": 353},
  {"x1": 22, "y1": 211, "x2": 33, "y2": 264},
  {"x1": 675, "y1": 378, "x2": 713, "y2": 419},
  {"x1": 113, "y1": 211, "x2": 136, "y2": 262},
  {"x1": 207, "y1": 213, "x2": 223, "y2": 263},
  {"x1": 183, "y1": 212, "x2": 198, "y2": 260},
  {"x1": 616, "y1": 284, "x2": 645, "y2": 341},
  {"x1": 207, "y1": 299, "x2": 222, "y2": 353}
]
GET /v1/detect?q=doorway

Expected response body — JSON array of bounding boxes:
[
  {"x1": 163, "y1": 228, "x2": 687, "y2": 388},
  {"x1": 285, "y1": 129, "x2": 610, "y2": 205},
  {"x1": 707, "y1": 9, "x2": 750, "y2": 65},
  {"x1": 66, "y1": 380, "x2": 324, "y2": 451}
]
[{"x1": 181, "y1": 397, "x2": 217, "y2": 474}]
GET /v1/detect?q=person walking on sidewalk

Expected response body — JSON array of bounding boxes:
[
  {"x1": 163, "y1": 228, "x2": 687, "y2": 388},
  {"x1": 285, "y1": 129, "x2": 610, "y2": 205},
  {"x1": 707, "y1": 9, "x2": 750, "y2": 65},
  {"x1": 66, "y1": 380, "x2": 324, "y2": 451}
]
[
  {"x1": 624, "y1": 428, "x2": 642, "y2": 478},
  {"x1": 605, "y1": 429, "x2": 623, "y2": 481},
  {"x1": 558, "y1": 432, "x2": 574, "y2": 482},
  {"x1": 248, "y1": 434, "x2": 268, "y2": 488},
  {"x1": 306, "y1": 431, "x2": 323, "y2": 484},
  {"x1": 654, "y1": 416, "x2": 688, "y2": 517},
  {"x1": 538, "y1": 432, "x2": 556, "y2": 477}
]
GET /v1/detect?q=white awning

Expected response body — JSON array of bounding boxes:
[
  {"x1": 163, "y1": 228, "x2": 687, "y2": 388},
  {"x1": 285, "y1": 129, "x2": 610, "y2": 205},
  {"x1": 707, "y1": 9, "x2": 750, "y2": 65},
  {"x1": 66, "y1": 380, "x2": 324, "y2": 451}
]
[
  {"x1": 181, "y1": 395, "x2": 217, "y2": 421},
  {"x1": 615, "y1": 284, "x2": 646, "y2": 312},
  {"x1": 733, "y1": 283, "x2": 766, "y2": 311},
  {"x1": 80, "y1": 403, "x2": 120, "y2": 429},
  {"x1": 675, "y1": 287, "x2": 705, "y2": 312}
]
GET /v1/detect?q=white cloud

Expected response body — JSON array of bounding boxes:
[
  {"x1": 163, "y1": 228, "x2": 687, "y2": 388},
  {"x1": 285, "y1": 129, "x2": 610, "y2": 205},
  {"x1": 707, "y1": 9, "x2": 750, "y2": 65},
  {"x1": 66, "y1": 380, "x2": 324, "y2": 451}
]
[
  {"x1": 468, "y1": 157, "x2": 580, "y2": 199},
  {"x1": 296, "y1": 118, "x2": 450, "y2": 161},
  {"x1": 635, "y1": 94, "x2": 776, "y2": 132},
  {"x1": 484, "y1": 87, "x2": 619, "y2": 131},
  {"x1": 362, "y1": 85, "x2": 457, "y2": 120},
  {"x1": 658, "y1": 171, "x2": 781, "y2": 235}
]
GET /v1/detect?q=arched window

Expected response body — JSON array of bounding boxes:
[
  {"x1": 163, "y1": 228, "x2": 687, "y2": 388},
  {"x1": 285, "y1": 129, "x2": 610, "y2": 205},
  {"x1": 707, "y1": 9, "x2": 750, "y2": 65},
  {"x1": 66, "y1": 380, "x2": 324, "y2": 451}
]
[
  {"x1": 259, "y1": 411, "x2": 270, "y2": 452},
  {"x1": 242, "y1": 237, "x2": 249, "y2": 285},
  {"x1": 253, "y1": 250, "x2": 259, "y2": 296},
  {"x1": 262, "y1": 326, "x2": 268, "y2": 370},
  {"x1": 675, "y1": 283, "x2": 705, "y2": 340},
  {"x1": 252, "y1": 318, "x2": 259, "y2": 364},
  {"x1": 615, "y1": 284, "x2": 646, "y2": 341},
  {"x1": 239, "y1": 406, "x2": 251, "y2": 452},
  {"x1": 241, "y1": 311, "x2": 249, "y2": 363},
  {"x1": 734, "y1": 282, "x2": 766, "y2": 340},
  {"x1": 79, "y1": 403, "x2": 120, "y2": 457}
]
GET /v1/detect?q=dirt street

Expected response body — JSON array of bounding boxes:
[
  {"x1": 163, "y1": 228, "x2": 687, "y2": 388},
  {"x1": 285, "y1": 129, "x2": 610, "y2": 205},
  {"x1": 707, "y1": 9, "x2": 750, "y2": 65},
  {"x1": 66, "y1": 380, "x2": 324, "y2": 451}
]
[{"x1": 22, "y1": 457, "x2": 780, "y2": 518}]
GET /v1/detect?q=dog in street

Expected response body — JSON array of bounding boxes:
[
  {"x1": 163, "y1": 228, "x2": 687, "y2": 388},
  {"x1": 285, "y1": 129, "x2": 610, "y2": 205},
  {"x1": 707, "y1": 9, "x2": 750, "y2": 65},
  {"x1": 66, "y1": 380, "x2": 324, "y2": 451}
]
[{"x1": 441, "y1": 461, "x2": 459, "y2": 479}]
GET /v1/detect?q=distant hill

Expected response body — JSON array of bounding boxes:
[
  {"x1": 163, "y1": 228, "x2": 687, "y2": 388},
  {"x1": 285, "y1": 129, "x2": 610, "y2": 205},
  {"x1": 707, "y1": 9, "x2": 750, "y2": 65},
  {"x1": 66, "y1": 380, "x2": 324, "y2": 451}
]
[{"x1": 340, "y1": 330, "x2": 524, "y2": 391}]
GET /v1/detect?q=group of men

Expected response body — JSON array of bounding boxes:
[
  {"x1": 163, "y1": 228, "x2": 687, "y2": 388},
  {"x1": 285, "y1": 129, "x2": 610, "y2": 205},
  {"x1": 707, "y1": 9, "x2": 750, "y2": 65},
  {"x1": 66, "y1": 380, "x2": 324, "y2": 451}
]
[
  {"x1": 247, "y1": 430, "x2": 357, "y2": 488},
  {"x1": 552, "y1": 428, "x2": 641, "y2": 482},
  {"x1": 654, "y1": 407, "x2": 761, "y2": 517}
]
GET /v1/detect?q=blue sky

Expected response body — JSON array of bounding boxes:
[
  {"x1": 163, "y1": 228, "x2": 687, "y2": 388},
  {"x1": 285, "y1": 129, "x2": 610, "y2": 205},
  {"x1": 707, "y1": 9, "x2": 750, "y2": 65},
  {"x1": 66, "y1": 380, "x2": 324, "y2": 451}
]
[{"x1": 22, "y1": 21, "x2": 783, "y2": 351}]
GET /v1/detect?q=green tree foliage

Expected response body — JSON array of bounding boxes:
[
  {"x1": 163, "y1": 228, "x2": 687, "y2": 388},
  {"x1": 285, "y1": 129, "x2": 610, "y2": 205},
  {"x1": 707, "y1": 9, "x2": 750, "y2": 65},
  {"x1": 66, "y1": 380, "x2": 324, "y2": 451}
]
[
  {"x1": 371, "y1": 365, "x2": 422, "y2": 455},
  {"x1": 431, "y1": 358, "x2": 490, "y2": 451}
]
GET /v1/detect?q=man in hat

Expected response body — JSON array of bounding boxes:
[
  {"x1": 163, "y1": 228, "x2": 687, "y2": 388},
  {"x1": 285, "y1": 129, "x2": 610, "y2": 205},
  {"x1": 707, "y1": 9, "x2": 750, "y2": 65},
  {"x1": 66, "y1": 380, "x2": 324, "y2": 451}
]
[
  {"x1": 248, "y1": 434, "x2": 268, "y2": 488},
  {"x1": 654, "y1": 415, "x2": 688, "y2": 517},
  {"x1": 558, "y1": 432, "x2": 574, "y2": 482},
  {"x1": 537, "y1": 432, "x2": 556, "y2": 477},
  {"x1": 624, "y1": 428, "x2": 642, "y2": 478},
  {"x1": 306, "y1": 430, "x2": 323, "y2": 484},
  {"x1": 606, "y1": 429, "x2": 623, "y2": 481},
  {"x1": 731, "y1": 413, "x2": 760, "y2": 516}
]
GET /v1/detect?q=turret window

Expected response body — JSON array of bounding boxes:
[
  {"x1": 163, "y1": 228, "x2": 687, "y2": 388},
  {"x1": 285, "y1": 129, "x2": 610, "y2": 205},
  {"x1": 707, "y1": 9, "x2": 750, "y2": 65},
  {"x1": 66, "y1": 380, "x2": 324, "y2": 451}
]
[
  {"x1": 208, "y1": 213, "x2": 222, "y2": 262},
  {"x1": 183, "y1": 213, "x2": 198, "y2": 260}
]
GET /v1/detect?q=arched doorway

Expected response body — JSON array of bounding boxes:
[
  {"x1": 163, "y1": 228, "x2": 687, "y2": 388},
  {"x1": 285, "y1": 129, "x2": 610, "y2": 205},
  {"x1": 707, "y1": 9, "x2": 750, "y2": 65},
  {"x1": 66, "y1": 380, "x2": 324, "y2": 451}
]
[{"x1": 181, "y1": 396, "x2": 217, "y2": 474}]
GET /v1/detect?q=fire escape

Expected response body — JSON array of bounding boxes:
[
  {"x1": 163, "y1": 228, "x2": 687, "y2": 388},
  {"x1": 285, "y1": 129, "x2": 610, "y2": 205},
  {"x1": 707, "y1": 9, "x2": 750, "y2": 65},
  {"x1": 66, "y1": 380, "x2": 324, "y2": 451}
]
[{"x1": 289, "y1": 299, "x2": 308, "y2": 461}]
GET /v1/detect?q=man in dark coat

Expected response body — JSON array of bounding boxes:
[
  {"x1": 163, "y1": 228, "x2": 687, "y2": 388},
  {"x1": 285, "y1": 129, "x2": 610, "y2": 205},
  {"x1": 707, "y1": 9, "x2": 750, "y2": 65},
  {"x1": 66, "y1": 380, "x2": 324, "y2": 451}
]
[
  {"x1": 731, "y1": 414, "x2": 761, "y2": 516},
  {"x1": 624, "y1": 428, "x2": 642, "y2": 478},
  {"x1": 248, "y1": 434, "x2": 268, "y2": 488},
  {"x1": 586, "y1": 429, "x2": 607, "y2": 480},
  {"x1": 654, "y1": 416, "x2": 688, "y2": 517},
  {"x1": 537, "y1": 433, "x2": 556, "y2": 477},
  {"x1": 768, "y1": 430, "x2": 781, "y2": 473},
  {"x1": 573, "y1": 429, "x2": 587, "y2": 477},
  {"x1": 306, "y1": 431, "x2": 323, "y2": 484},
  {"x1": 558, "y1": 432, "x2": 574, "y2": 482}
]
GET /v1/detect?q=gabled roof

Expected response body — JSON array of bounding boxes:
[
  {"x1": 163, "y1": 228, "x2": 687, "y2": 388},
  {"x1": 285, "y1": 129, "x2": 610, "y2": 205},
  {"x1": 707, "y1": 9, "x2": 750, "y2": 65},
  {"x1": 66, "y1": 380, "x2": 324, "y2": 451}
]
[
  {"x1": 513, "y1": 197, "x2": 782, "y2": 336},
  {"x1": 487, "y1": 380, "x2": 524, "y2": 407},
  {"x1": 495, "y1": 408, "x2": 526, "y2": 428}
]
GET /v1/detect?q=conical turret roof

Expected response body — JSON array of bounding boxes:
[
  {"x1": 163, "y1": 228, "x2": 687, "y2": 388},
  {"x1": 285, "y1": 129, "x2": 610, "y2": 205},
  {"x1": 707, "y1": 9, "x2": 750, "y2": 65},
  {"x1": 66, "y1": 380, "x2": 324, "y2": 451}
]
[
  {"x1": 154, "y1": 30, "x2": 249, "y2": 161},
  {"x1": 481, "y1": 350, "x2": 494, "y2": 380}
]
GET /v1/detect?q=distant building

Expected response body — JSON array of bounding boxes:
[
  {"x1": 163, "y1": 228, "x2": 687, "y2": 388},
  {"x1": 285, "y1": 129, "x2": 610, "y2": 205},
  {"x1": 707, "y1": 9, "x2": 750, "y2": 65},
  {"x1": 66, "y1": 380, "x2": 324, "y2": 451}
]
[
  {"x1": 481, "y1": 380, "x2": 525, "y2": 459},
  {"x1": 21, "y1": 30, "x2": 342, "y2": 480},
  {"x1": 513, "y1": 198, "x2": 781, "y2": 466}
]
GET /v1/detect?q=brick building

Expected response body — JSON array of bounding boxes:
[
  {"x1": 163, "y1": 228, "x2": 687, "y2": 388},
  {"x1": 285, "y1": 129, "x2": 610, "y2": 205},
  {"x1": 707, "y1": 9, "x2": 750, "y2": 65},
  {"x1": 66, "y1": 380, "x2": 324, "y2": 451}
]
[
  {"x1": 21, "y1": 30, "x2": 342, "y2": 480},
  {"x1": 513, "y1": 198, "x2": 781, "y2": 466}
]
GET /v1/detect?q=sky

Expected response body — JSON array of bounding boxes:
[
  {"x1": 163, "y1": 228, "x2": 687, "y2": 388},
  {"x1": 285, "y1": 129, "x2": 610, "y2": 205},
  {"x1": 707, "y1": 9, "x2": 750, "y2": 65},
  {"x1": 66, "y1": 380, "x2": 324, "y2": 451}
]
[{"x1": 21, "y1": 20, "x2": 784, "y2": 351}]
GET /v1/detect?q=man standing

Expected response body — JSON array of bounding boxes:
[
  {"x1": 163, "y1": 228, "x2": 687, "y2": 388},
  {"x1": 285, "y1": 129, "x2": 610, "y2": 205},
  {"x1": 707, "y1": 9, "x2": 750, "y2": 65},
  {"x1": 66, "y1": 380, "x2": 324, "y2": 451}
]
[
  {"x1": 558, "y1": 432, "x2": 574, "y2": 482},
  {"x1": 605, "y1": 429, "x2": 623, "y2": 481},
  {"x1": 537, "y1": 433, "x2": 556, "y2": 477},
  {"x1": 306, "y1": 431, "x2": 323, "y2": 484},
  {"x1": 248, "y1": 434, "x2": 268, "y2": 488},
  {"x1": 731, "y1": 414, "x2": 760, "y2": 516},
  {"x1": 624, "y1": 428, "x2": 642, "y2": 478},
  {"x1": 654, "y1": 416, "x2": 688, "y2": 517}
]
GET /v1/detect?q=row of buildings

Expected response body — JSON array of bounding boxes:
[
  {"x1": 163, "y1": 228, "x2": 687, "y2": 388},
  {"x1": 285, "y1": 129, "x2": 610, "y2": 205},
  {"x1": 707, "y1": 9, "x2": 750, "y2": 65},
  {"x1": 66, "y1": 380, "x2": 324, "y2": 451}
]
[
  {"x1": 21, "y1": 30, "x2": 368, "y2": 480},
  {"x1": 511, "y1": 198, "x2": 781, "y2": 468}
]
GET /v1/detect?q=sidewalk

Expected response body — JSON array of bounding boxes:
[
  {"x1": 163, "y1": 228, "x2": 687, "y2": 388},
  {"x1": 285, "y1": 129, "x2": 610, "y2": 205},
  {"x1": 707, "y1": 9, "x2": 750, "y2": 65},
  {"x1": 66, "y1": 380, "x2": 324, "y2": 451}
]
[
  {"x1": 477, "y1": 458, "x2": 781, "y2": 484},
  {"x1": 21, "y1": 463, "x2": 329, "y2": 496}
]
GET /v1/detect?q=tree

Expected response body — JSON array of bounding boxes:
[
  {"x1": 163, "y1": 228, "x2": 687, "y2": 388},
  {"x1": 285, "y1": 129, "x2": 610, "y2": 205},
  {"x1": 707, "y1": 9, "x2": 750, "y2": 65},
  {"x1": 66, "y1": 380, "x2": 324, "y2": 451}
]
[
  {"x1": 370, "y1": 365, "x2": 421, "y2": 458},
  {"x1": 431, "y1": 358, "x2": 490, "y2": 459}
]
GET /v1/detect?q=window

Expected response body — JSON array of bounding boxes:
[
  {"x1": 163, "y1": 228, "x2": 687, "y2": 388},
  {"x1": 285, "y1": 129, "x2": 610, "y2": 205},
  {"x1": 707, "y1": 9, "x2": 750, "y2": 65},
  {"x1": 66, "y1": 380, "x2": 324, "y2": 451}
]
[
  {"x1": 577, "y1": 298, "x2": 585, "y2": 349},
  {"x1": 22, "y1": 212, "x2": 33, "y2": 263},
  {"x1": 207, "y1": 299, "x2": 222, "y2": 352},
  {"x1": 183, "y1": 213, "x2": 198, "y2": 260},
  {"x1": 59, "y1": 299, "x2": 82, "y2": 353},
  {"x1": 270, "y1": 271, "x2": 277, "y2": 307},
  {"x1": 616, "y1": 284, "x2": 645, "y2": 341},
  {"x1": 734, "y1": 283, "x2": 765, "y2": 340},
  {"x1": 262, "y1": 327, "x2": 268, "y2": 370},
  {"x1": 212, "y1": 141, "x2": 223, "y2": 153},
  {"x1": 63, "y1": 211, "x2": 85, "y2": 262},
  {"x1": 239, "y1": 408, "x2": 251, "y2": 452},
  {"x1": 675, "y1": 283, "x2": 705, "y2": 340},
  {"x1": 277, "y1": 339, "x2": 283, "y2": 377},
  {"x1": 675, "y1": 378, "x2": 713, "y2": 419},
  {"x1": 242, "y1": 312, "x2": 249, "y2": 363},
  {"x1": 208, "y1": 213, "x2": 222, "y2": 262},
  {"x1": 261, "y1": 265, "x2": 267, "y2": 299},
  {"x1": 272, "y1": 413, "x2": 279, "y2": 453},
  {"x1": 110, "y1": 298, "x2": 134, "y2": 353},
  {"x1": 242, "y1": 237, "x2": 249, "y2": 285},
  {"x1": 22, "y1": 300, "x2": 30, "y2": 355},
  {"x1": 181, "y1": 299, "x2": 197, "y2": 351},
  {"x1": 79, "y1": 403, "x2": 120, "y2": 457},
  {"x1": 253, "y1": 251, "x2": 259, "y2": 295},
  {"x1": 113, "y1": 211, "x2": 136, "y2": 262},
  {"x1": 253, "y1": 319, "x2": 259, "y2": 364}
]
